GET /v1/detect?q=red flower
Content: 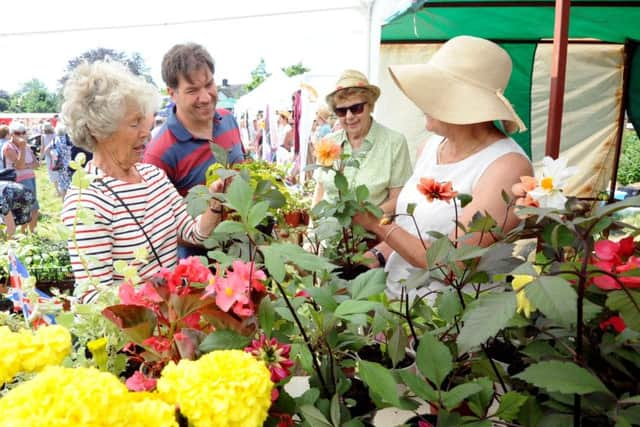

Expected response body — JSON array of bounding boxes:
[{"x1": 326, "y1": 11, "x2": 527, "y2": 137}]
[
  {"x1": 418, "y1": 420, "x2": 434, "y2": 427},
  {"x1": 125, "y1": 371, "x2": 157, "y2": 391},
  {"x1": 295, "y1": 290, "x2": 310, "y2": 298},
  {"x1": 143, "y1": 336, "x2": 171, "y2": 353},
  {"x1": 276, "y1": 413, "x2": 295, "y2": 427},
  {"x1": 599, "y1": 316, "x2": 626, "y2": 333},
  {"x1": 417, "y1": 177, "x2": 458, "y2": 203},
  {"x1": 245, "y1": 334, "x2": 294, "y2": 383},
  {"x1": 591, "y1": 236, "x2": 640, "y2": 290}
]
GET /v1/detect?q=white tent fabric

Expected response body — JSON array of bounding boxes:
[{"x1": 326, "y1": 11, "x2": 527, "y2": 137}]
[{"x1": 375, "y1": 42, "x2": 624, "y2": 198}]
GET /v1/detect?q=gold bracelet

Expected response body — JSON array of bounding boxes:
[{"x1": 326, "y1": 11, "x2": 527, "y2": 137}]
[{"x1": 383, "y1": 225, "x2": 400, "y2": 241}]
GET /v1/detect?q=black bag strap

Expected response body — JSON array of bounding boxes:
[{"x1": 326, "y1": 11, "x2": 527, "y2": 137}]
[{"x1": 97, "y1": 177, "x2": 163, "y2": 269}]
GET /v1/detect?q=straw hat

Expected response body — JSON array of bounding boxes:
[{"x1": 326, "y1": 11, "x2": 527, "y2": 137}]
[
  {"x1": 325, "y1": 69, "x2": 381, "y2": 104},
  {"x1": 388, "y1": 36, "x2": 526, "y2": 134},
  {"x1": 316, "y1": 105, "x2": 331, "y2": 122},
  {"x1": 278, "y1": 110, "x2": 291, "y2": 121}
]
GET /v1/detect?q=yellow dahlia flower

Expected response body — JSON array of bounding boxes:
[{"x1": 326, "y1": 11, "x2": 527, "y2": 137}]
[
  {"x1": 512, "y1": 274, "x2": 536, "y2": 318},
  {"x1": 157, "y1": 350, "x2": 273, "y2": 427}
]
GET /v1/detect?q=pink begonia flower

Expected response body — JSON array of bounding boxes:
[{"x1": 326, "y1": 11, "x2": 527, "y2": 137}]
[
  {"x1": 125, "y1": 371, "x2": 157, "y2": 392},
  {"x1": 418, "y1": 420, "x2": 434, "y2": 427},
  {"x1": 119, "y1": 282, "x2": 163, "y2": 307},
  {"x1": 213, "y1": 276, "x2": 250, "y2": 312},
  {"x1": 229, "y1": 260, "x2": 267, "y2": 293}
]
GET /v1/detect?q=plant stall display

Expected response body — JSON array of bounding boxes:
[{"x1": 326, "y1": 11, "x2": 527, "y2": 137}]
[{"x1": 1, "y1": 143, "x2": 639, "y2": 427}]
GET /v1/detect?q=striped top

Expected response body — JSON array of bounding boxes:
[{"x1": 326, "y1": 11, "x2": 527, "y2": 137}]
[{"x1": 62, "y1": 162, "x2": 207, "y2": 288}]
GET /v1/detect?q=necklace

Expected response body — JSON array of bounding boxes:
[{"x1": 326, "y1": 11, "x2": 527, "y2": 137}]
[{"x1": 437, "y1": 132, "x2": 495, "y2": 164}]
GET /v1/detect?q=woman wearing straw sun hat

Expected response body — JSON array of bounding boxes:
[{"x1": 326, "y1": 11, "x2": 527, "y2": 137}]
[
  {"x1": 312, "y1": 69, "x2": 412, "y2": 214},
  {"x1": 353, "y1": 36, "x2": 533, "y2": 301}
]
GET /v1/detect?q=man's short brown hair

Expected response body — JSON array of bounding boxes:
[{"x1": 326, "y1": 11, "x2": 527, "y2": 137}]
[
  {"x1": 161, "y1": 43, "x2": 215, "y2": 89},
  {"x1": 0, "y1": 125, "x2": 9, "y2": 139}
]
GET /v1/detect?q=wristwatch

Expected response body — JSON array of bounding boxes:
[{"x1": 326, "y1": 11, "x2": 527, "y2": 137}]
[{"x1": 369, "y1": 247, "x2": 386, "y2": 268}]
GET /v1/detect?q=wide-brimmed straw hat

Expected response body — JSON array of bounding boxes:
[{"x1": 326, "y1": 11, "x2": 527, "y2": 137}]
[
  {"x1": 325, "y1": 69, "x2": 381, "y2": 105},
  {"x1": 388, "y1": 36, "x2": 526, "y2": 134}
]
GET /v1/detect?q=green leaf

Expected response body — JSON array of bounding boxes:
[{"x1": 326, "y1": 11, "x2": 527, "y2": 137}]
[
  {"x1": 441, "y1": 383, "x2": 483, "y2": 410},
  {"x1": 210, "y1": 143, "x2": 229, "y2": 166},
  {"x1": 334, "y1": 172, "x2": 348, "y2": 194},
  {"x1": 299, "y1": 404, "x2": 333, "y2": 427},
  {"x1": 358, "y1": 360, "x2": 401, "y2": 406},
  {"x1": 350, "y1": 268, "x2": 386, "y2": 300},
  {"x1": 262, "y1": 245, "x2": 286, "y2": 283},
  {"x1": 248, "y1": 200, "x2": 271, "y2": 229},
  {"x1": 215, "y1": 220, "x2": 245, "y2": 234},
  {"x1": 457, "y1": 193, "x2": 473, "y2": 208},
  {"x1": 388, "y1": 324, "x2": 408, "y2": 368},
  {"x1": 606, "y1": 290, "x2": 640, "y2": 332},
  {"x1": 304, "y1": 287, "x2": 338, "y2": 311},
  {"x1": 258, "y1": 297, "x2": 275, "y2": 338},
  {"x1": 436, "y1": 288, "x2": 463, "y2": 323},
  {"x1": 185, "y1": 185, "x2": 211, "y2": 216},
  {"x1": 225, "y1": 176, "x2": 253, "y2": 219},
  {"x1": 416, "y1": 333, "x2": 452, "y2": 389},
  {"x1": 199, "y1": 330, "x2": 252, "y2": 353},
  {"x1": 458, "y1": 292, "x2": 517, "y2": 354},
  {"x1": 330, "y1": 393, "x2": 341, "y2": 427},
  {"x1": 334, "y1": 300, "x2": 381, "y2": 318},
  {"x1": 525, "y1": 276, "x2": 577, "y2": 327},
  {"x1": 101, "y1": 305, "x2": 156, "y2": 344},
  {"x1": 398, "y1": 370, "x2": 438, "y2": 402},
  {"x1": 355, "y1": 184, "x2": 370, "y2": 203},
  {"x1": 518, "y1": 396, "x2": 543, "y2": 427},
  {"x1": 206, "y1": 250, "x2": 234, "y2": 268},
  {"x1": 426, "y1": 236, "x2": 454, "y2": 268},
  {"x1": 620, "y1": 396, "x2": 640, "y2": 405},
  {"x1": 452, "y1": 245, "x2": 488, "y2": 262},
  {"x1": 514, "y1": 361, "x2": 612, "y2": 395},
  {"x1": 495, "y1": 391, "x2": 529, "y2": 422},
  {"x1": 406, "y1": 203, "x2": 416, "y2": 215}
]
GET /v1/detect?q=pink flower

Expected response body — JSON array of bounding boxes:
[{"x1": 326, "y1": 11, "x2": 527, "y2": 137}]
[
  {"x1": 418, "y1": 420, "x2": 434, "y2": 427},
  {"x1": 600, "y1": 316, "x2": 626, "y2": 333},
  {"x1": 143, "y1": 336, "x2": 171, "y2": 353},
  {"x1": 213, "y1": 276, "x2": 250, "y2": 313},
  {"x1": 182, "y1": 312, "x2": 201, "y2": 329},
  {"x1": 119, "y1": 282, "x2": 163, "y2": 308},
  {"x1": 295, "y1": 290, "x2": 310, "y2": 298},
  {"x1": 125, "y1": 371, "x2": 157, "y2": 391},
  {"x1": 229, "y1": 260, "x2": 267, "y2": 293},
  {"x1": 161, "y1": 256, "x2": 214, "y2": 296},
  {"x1": 245, "y1": 334, "x2": 294, "y2": 383}
]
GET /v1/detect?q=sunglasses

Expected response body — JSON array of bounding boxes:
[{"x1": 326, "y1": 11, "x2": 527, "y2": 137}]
[
  {"x1": 334, "y1": 102, "x2": 367, "y2": 118},
  {"x1": 12, "y1": 131, "x2": 26, "y2": 136}
]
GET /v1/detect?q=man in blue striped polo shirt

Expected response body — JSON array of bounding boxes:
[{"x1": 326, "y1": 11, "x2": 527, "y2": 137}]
[{"x1": 144, "y1": 42, "x2": 244, "y2": 258}]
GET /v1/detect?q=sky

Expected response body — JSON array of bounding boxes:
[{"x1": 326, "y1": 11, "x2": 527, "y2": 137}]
[{"x1": 0, "y1": 0, "x2": 395, "y2": 94}]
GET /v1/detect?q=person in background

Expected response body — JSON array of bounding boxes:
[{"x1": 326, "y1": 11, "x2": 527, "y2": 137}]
[
  {"x1": 150, "y1": 115, "x2": 166, "y2": 139},
  {"x1": 354, "y1": 36, "x2": 533, "y2": 301},
  {"x1": 41, "y1": 122, "x2": 64, "y2": 197},
  {"x1": 314, "y1": 105, "x2": 333, "y2": 141},
  {"x1": 61, "y1": 61, "x2": 224, "y2": 297},
  {"x1": 1, "y1": 181, "x2": 35, "y2": 238},
  {"x1": 2, "y1": 121, "x2": 39, "y2": 232},
  {"x1": 0, "y1": 125, "x2": 9, "y2": 157},
  {"x1": 313, "y1": 69, "x2": 412, "y2": 214},
  {"x1": 275, "y1": 110, "x2": 293, "y2": 166},
  {"x1": 143, "y1": 42, "x2": 244, "y2": 259},
  {"x1": 51, "y1": 124, "x2": 73, "y2": 197}
]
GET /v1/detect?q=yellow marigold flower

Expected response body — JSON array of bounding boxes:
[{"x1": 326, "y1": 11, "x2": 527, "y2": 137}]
[
  {"x1": 314, "y1": 138, "x2": 341, "y2": 167},
  {"x1": 512, "y1": 274, "x2": 536, "y2": 318},
  {"x1": 157, "y1": 350, "x2": 273, "y2": 427},
  {"x1": 0, "y1": 366, "x2": 177, "y2": 427},
  {"x1": 0, "y1": 326, "x2": 22, "y2": 385}
]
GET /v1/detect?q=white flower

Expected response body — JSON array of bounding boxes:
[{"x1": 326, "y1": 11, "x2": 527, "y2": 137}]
[{"x1": 528, "y1": 156, "x2": 578, "y2": 209}]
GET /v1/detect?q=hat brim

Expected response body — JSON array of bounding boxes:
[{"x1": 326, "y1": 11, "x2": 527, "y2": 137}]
[
  {"x1": 388, "y1": 64, "x2": 525, "y2": 133},
  {"x1": 325, "y1": 84, "x2": 381, "y2": 105}
]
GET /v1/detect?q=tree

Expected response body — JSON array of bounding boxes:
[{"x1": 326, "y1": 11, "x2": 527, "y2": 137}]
[
  {"x1": 0, "y1": 90, "x2": 10, "y2": 112},
  {"x1": 282, "y1": 62, "x2": 310, "y2": 77},
  {"x1": 58, "y1": 48, "x2": 155, "y2": 89},
  {"x1": 7, "y1": 79, "x2": 60, "y2": 113},
  {"x1": 245, "y1": 58, "x2": 271, "y2": 92}
]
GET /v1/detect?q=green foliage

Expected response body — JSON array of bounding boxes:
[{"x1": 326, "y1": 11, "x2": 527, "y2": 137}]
[
  {"x1": 245, "y1": 58, "x2": 271, "y2": 92},
  {"x1": 617, "y1": 130, "x2": 640, "y2": 186},
  {"x1": 282, "y1": 61, "x2": 310, "y2": 77},
  {"x1": 5, "y1": 79, "x2": 60, "y2": 113},
  {"x1": 514, "y1": 361, "x2": 611, "y2": 395},
  {"x1": 58, "y1": 48, "x2": 154, "y2": 89}
]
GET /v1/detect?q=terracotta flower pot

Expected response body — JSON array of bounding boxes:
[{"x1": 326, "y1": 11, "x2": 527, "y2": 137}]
[{"x1": 283, "y1": 211, "x2": 301, "y2": 228}]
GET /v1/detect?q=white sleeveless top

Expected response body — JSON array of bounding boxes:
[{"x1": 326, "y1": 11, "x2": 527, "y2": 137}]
[{"x1": 385, "y1": 135, "x2": 529, "y2": 301}]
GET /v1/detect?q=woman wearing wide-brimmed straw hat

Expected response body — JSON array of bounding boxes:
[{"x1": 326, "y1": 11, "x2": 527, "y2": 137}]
[
  {"x1": 313, "y1": 69, "x2": 412, "y2": 214},
  {"x1": 353, "y1": 36, "x2": 533, "y2": 301}
]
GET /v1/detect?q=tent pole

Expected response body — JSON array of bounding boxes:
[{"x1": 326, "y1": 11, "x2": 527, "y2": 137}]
[{"x1": 544, "y1": 0, "x2": 571, "y2": 158}]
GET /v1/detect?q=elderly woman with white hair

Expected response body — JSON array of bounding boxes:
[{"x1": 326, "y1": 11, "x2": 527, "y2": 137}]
[
  {"x1": 353, "y1": 36, "x2": 534, "y2": 301},
  {"x1": 61, "y1": 61, "x2": 223, "y2": 297}
]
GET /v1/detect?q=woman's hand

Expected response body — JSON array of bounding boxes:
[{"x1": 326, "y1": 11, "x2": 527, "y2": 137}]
[{"x1": 353, "y1": 211, "x2": 381, "y2": 233}]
